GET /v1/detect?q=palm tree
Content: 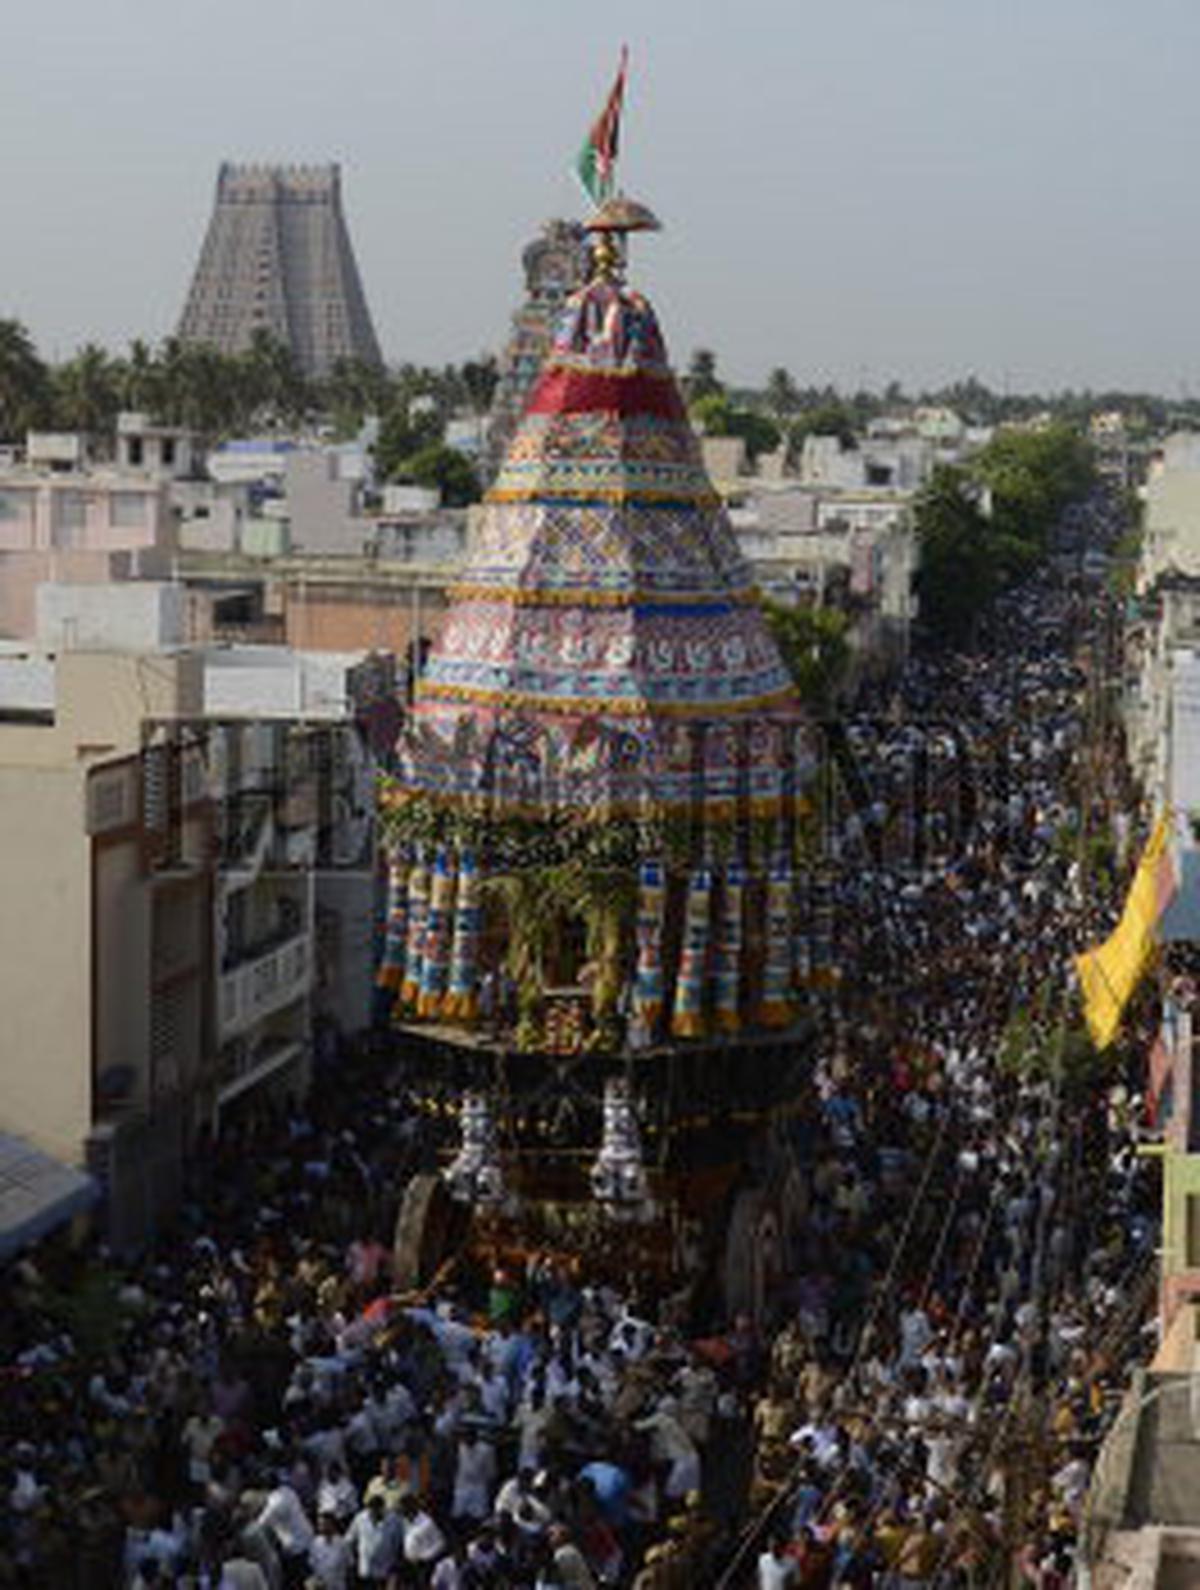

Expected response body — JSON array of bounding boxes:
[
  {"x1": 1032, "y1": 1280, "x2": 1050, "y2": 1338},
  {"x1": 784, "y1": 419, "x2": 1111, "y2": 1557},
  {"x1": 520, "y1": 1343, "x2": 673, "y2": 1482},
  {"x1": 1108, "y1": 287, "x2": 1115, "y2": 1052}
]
[
  {"x1": 243, "y1": 329, "x2": 310, "y2": 427},
  {"x1": 765, "y1": 366, "x2": 800, "y2": 422},
  {"x1": 0, "y1": 319, "x2": 52, "y2": 441},
  {"x1": 53, "y1": 343, "x2": 121, "y2": 443},
  {"x1": 117, "y1": 338, "x2": 163, "y2": 416}
]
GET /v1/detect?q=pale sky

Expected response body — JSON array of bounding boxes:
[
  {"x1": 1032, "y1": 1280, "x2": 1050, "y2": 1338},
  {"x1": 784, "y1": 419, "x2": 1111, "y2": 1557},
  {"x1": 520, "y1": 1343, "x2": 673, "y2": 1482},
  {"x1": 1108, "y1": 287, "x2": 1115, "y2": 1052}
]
[{"x1": 6, "y1": 0, "x2": 1200, "y2": 392}]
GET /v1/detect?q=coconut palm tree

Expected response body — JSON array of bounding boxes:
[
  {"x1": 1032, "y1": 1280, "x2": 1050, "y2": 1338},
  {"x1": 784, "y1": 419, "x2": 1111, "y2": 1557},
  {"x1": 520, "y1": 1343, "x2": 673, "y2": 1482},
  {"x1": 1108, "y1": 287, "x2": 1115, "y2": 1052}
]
[
  {"x1": 53, "y1": 343, "x2": 121, "y2": 444},
  {"x1": 117, "y1": 338, "x2": 163, "y2": 416},
  {"x1": 0, "y1": 318, "x2": 51, "y2": 441}
]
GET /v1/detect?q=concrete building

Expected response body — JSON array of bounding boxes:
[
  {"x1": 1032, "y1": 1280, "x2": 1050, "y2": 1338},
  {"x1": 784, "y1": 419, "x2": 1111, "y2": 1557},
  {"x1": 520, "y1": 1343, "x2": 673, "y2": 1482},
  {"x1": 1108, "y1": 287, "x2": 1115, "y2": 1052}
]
[
  {"x1": 0, "y1": 585, "x2": 379, "y2": 1250},
  {"x1": 177, "y1": 163, "x2": 382, "y2": 377},
  {"x1": 116, "y1": 412, "x2": 199, "y2": 479},
  {"x1": 0, "y1": 450, "x2": 176, "y2": 639},
  {"x1": 0, "y1": 650, "x2": 209, "y2": 1249},
  {"x1": 729, "y1": 482, "x2": 918, "y2": 679},
  {"x1": 1124, "y1": 438, "x2": 1200, "y2": 804}
]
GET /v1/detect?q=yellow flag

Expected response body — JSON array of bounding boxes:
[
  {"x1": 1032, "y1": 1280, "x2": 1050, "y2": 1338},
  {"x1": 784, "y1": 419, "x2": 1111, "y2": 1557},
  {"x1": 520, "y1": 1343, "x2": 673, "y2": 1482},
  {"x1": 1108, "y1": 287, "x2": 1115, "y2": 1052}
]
[{"x1": 1075, "y1": 813, "x2": 1176, "y2": 1050}]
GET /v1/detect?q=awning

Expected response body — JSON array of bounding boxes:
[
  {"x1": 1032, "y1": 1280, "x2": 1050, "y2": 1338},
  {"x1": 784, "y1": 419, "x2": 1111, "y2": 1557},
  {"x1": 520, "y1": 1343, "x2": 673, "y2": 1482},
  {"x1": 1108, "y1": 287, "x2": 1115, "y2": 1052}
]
[{"x1": 0, "y1": 1132, "x2": 98, "y2": 1263}]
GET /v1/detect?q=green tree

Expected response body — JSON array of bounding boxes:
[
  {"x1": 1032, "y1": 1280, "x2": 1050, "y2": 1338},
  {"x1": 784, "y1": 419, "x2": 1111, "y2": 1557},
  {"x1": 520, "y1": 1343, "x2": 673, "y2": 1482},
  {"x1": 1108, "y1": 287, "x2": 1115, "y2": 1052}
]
[
  {"x1": 912, "y1": 465, "x2": 998, "y2": 648},
  {"x1": 787, "y1": 402, "x2": 858, "y2": 454},
  {"x1": 116, "y1": 338, "x2": 164, "y2": 416},
  {"x1": 690, "y1": 393, "x2": 781, "y2": 461},
  {"x1": 374, "y1": 401, "x2": 445, "y2": 482},
  {"x1": 684, "y1": 347, "x2": 723, "y2": 403},
  {"x1": 241, "y1": 329, "x2": 310, "y2": 426},
  {"x1": 460, "y1": 355, "x2": 499, "y2": 415},
  {"x1": 765, "y1": 366, "x2": 800, "y2": 421},
  {"x1": 762, "y1": 599, "x2": 852, "y2": 709},
  {"x1": 0, "y1": 319, "x2": 52, "y2": 441},
  {"x1": 53, "y1": 343, "x2": 121, "y2": 440},
  {"x1": 156, "y1": 338, "x2": 246, "y2": 436},
  {"x1": 391, "y1": 442, "x2": 480, "y2": 506},
  {"x1": 970, "y1": 424, "x2": 1096, "y2": 551},
  {"x1": 320, "y1": 357, "x2": 394, "y2": 436}
]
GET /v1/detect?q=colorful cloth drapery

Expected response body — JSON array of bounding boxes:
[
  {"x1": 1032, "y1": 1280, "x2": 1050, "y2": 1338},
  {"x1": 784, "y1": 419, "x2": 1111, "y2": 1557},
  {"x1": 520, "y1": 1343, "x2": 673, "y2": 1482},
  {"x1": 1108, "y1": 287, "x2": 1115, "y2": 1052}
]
[
  {"x1": 444, "y1": 850, "x2": 482, "y2": 1023},
  {"x1": 418, "y1": 849, "x2": 458, "y2": 1018},
  {"x1": 671, "y1": 866, "x2": 713, "y2": 1039},
  {"x1": 400, "y1": 854, "x2": 430, "y2": 1009},
  {"x1": 376, "y1": 851, "x2": 408, "y2": 993},
  {"x1": 713, "y1": 862, "x2": 745, "y2": 1034},
  {"x1": 758, "y1": 855, "x2": 795, "y2": 1028},
  {"x1": 632, "y1": 858, "x2": 666, "y2": 1035}
]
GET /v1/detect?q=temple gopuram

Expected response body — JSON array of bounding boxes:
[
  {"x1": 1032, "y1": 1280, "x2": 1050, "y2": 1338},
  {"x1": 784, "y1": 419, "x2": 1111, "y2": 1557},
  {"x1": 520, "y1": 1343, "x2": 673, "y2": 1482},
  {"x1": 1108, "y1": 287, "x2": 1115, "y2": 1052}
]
[
  {"x1": 378, "y1": 187, "x2": 812, "y2": 1319},
  {"x1": 482, "y1": 218, "x2": 587, "y2": 486}
]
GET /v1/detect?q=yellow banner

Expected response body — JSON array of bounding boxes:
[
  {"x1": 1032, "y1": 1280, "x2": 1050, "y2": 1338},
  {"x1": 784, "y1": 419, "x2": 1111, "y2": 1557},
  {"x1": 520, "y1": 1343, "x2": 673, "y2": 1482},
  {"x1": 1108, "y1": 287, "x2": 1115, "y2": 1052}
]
[{"x1": 1075, "y1": 814, "x2": 1174, "y2": 1050}]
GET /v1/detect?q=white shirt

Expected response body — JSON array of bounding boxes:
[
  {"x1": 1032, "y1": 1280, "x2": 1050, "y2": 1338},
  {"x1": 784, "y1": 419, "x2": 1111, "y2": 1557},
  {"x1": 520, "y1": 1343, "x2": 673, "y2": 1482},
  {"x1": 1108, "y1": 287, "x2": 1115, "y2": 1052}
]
[
  {"x1": 256, "y1": 1484, "x2": 315, "y2": 1557},
  {"x1": 403, "y1": 1510, "x2": 447, "y2": 1564},
  {"x1": 309, "y1": 1533, "x2": 351, "y2": 1590},
  {"x1": 346, "y1": 1509, "x2": 400, "y2": 1579},
  {"x1": 317, "y1": 1474, "x2": 358, "y2": 1521},
  {"x1": 452, "y1": 1438, "x2": 497, "y2": 1519},
  {"x1": 757, "y1": 1550, "x2": 797, "y2": 1590}
]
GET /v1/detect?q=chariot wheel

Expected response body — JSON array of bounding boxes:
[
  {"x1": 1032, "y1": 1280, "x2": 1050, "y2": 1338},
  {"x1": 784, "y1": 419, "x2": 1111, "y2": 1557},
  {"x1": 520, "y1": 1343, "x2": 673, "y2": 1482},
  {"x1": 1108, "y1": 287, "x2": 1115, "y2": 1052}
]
[{"x1": 392, "y1": 1172, "x2": 461, "y2": 1291}]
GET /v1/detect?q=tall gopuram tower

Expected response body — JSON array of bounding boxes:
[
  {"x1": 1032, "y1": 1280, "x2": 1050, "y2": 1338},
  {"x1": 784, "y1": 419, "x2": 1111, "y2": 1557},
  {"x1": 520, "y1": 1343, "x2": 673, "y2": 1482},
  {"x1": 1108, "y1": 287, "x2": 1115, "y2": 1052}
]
[
  {"x1": 177, "y1": 163, "x2": 383, "y2": 377},
  {"x1": 379, "y1": 192, "x2": 809, "y2": 1316},
  {"x1": 482, "y1": 219, "x2": 587, "y2": 484}
]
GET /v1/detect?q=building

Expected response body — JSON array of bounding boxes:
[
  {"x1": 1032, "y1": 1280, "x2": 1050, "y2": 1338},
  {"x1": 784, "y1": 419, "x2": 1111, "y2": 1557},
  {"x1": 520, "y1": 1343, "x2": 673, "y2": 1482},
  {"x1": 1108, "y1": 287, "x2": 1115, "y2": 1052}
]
[
  {"x1": 177, "y1": 163, "x2": 383, "y2": 377},
  {"x1": 1124, "y1": 437, "x2": 1200, "y2": 803},
  {"x1": 728, "y1": 482, "x2": 918, "y2": 680},
  {"x1": 0, "y1": 588, "x2": 378, "y2": 1251},
  {"x1": 0, "y1": 443, "x2": 177, "y2": 639}
]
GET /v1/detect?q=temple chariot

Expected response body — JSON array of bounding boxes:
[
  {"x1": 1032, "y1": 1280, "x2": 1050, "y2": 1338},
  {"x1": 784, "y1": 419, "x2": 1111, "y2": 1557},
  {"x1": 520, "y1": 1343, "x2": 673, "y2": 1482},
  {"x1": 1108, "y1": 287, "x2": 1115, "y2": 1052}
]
[{"x1": 377, "y1": 160, "x2": 814, "y2": 1322}]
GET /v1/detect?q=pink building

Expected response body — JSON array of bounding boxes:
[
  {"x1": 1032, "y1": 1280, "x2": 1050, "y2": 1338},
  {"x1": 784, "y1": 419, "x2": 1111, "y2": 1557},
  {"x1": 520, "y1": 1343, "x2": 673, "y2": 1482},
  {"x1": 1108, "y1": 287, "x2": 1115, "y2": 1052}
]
[{"x1": 0, "y1": 466, "x2": 176, "y2": 638}]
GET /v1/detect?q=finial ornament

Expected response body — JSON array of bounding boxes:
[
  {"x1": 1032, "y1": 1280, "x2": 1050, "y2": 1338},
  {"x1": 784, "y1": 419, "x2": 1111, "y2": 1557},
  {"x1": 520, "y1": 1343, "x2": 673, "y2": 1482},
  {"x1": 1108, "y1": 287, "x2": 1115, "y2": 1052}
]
[{"x1": 584, "y1": 195, "x2": 663, "y2": 284}]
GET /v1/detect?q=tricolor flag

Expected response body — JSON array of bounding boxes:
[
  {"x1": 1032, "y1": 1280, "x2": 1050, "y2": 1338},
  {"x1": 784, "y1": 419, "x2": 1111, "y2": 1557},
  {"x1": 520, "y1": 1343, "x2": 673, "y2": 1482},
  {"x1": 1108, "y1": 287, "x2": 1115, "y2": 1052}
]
[
  {"x1": 1075, "y1": 812, "x2": 1179, "y2": 1050},
  {"x1": 575, "y1": 48, "x2": 629, "y2": 208}
]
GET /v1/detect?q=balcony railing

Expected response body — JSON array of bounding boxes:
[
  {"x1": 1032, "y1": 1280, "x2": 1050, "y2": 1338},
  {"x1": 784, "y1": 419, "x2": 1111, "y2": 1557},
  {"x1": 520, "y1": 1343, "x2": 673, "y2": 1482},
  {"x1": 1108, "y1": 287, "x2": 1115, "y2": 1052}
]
[{"x1": 218, "y1": 932, "x2": 311, "y2": 1041}]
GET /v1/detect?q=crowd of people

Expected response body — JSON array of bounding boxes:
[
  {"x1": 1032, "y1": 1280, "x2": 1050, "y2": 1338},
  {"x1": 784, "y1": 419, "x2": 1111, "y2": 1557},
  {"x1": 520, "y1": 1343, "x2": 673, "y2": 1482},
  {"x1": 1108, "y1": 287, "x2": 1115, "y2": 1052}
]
[
  {"x1": 0, "y1": 493, "x2": 1162, "y2": 1589},
  {"x1": 735, "y1": 505, "x2": 1157, "y2": 1586}
]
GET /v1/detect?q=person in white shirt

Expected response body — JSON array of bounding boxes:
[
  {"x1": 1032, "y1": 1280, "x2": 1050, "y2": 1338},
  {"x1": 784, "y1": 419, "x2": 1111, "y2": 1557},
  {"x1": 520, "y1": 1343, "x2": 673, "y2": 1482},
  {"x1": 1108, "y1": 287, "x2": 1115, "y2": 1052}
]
[
  {"x1": 495, "y1": 1466, "x2": 551, "y2": 1528},
  {"x1": 431, "y1": 1541, "x2": 470, "y2": 1589},
  {"x1": 400, "y1": 1495, "x2": 447, "y2": 1568},
  {"x1": 452, "y1": 1428, "x2": 498, "y2": 1522},
  {"x1": 344, "y1": 1494, "x2": 401, "y2": 1585},
  {"x1": 308, "y1": 1512, "x2": 351, "y2": 1590},
  {"x1": 757, "y1": 1537, "x2": 797, "y2": 1589},
  {"x1": 255, "y1": 1478, "x2": 314, "y2": 1587},
  {"x1": 316, "y1": 1461, "x2": 358, "y2": 1527}
]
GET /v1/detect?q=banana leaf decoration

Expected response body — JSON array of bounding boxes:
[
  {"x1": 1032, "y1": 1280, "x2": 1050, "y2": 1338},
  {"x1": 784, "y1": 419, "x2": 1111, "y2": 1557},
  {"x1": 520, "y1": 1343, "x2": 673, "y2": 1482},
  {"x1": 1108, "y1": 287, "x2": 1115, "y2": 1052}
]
[
  {"x1": 400, "y1": 851, "x2": 430, "y2": 1009},
  {"x1": 417, "y1": 847, "x2": 457, "y2": 1018},
  {"x1": 376, "y1": 850, "x2": 408, "y2": 993}
]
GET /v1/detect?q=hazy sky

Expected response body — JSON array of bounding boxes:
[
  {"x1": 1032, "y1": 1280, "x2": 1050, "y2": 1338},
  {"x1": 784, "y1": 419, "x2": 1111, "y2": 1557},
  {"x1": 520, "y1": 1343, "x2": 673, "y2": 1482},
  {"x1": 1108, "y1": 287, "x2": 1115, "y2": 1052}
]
[{"x1": 6, "y1": 0, "x2": 1200, "y2": 392}]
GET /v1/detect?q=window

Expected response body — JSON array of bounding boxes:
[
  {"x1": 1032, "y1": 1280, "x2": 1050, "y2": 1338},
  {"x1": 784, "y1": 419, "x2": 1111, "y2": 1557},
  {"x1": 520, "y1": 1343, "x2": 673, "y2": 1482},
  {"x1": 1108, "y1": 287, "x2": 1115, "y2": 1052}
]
[
  {"x1": 0, "y1": 491, "x2": 30, "y2": 522},
  {"x1": 161, "y1": 438, "x2": 176, "y2": 467},
  {"x1": 110, "y1": 491, "x2": 148, "y2": 530},
  {"x1": 54, "y1": 491, "x2": 87, "y2": 533},
  {"x1": 127, "y1": 437, "x2": 144, "y2": 467}
]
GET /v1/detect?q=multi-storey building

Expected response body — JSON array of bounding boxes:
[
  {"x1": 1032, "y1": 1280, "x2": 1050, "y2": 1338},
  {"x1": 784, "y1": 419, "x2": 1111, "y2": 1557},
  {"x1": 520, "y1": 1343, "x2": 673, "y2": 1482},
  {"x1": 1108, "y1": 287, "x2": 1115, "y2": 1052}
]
[{"x1": 0, "y1": 597, "x2": 376, "y2": 1253}]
